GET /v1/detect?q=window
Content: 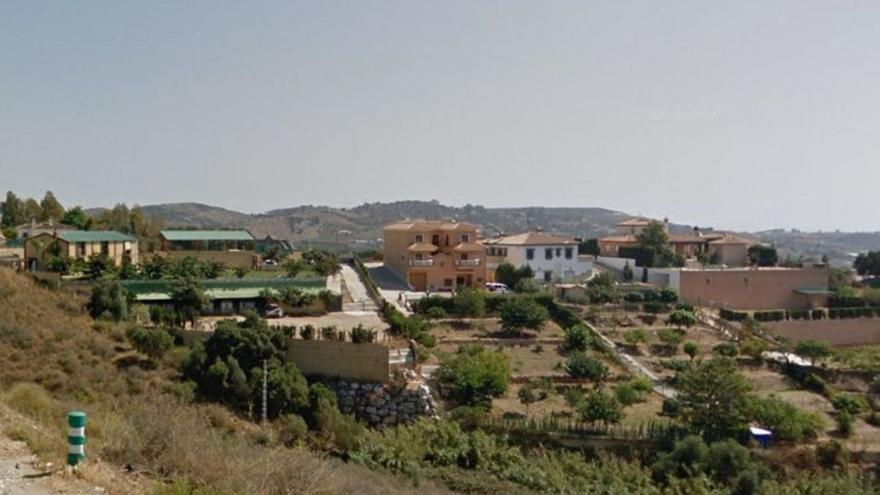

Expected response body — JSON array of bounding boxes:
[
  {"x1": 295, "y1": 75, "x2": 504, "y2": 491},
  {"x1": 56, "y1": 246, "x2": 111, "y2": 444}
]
[
  {"x1": 432, "y1": 234, "x2": 440, "y2": 245},
  {"x1": 526, "y1": 248, "x2": 534, "y2": 260},
  {"x1": 101, "y1": 242, "x2": 109, "y2": 255},
  {"x1": 544, "y1": 271, "x2": 553, "y2": 282},
  {"x1": 414, "y1": 234, "x2": 423, "y2": 243},
  {"x1": 415, "y1": 253, "x2": 423, "y2": 260},
  {"x1": 461, "y1": 234, "x2": 470, "y2": 243},
  {"x1": 545, "y1": 248, "x2": 553, "y2": 260},
  {"x1": 565, "y1": 247, "x2": 573, "y2": 259},
  {"x1": 461, "y1": 253, "x2": 468, "y2": 260},
  {"x1": 76, "y1": 242, "x2": 86, "y2": 257},
  {"x1": 444, "y1": 279, "x2": 453, "y2": 286},
  {"x1": 556, "y1": 248, "x2": 561, "y2": 257}
]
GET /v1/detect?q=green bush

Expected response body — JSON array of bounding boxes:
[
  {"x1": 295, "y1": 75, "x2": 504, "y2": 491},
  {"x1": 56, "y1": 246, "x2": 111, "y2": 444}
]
[
  {"x1": 642, "y1": 301, "x2": 667, "y2": 314},
  {"x1": 816, "y1": 440, "x2": 849, "y2": 469},
  {"x1": 5, "y1": 383, "x2": 54, "y2": 419},
  {"x1": 831, "y1": 393, "x2": 868, "y2": 415},
  {"x1": 753, "y1": 310, "x2": 785, "y2": 322},
  {"x1": 623, "y1": 292, "x2": 645, "y2": 302},
  {"x1": 751, "y1": 395, "x2": 824, "y2": 442},
  {"x1": 713, "y1": 342, "x2": 739, "y2": 357},
  {"x1": 563, "y1": 324, "x2": 592, "y2": 352},
  {"x1": 425, "y1": 306, "x2": 447, "y2": 319},
  {"x1": 126, "y1": 326, "x2": 174, "y2": 360},
  {"x1": 349, "y1": 324, "x2": 377, "y2": 344},
  {"x1": 88, "y1": 279, "x2": 132, "y2": 321},
  {"x1": 720, "y1": 309, "x2": 748, "y2": 322},
  {"x1": 565, "y1": 352, "x2": 608, "y2": 380},
  {"x1": 578, "y1": 388, "x2": 623, "y2": 425},
  {"x1": 453, "y1": 288, "x2": 486, "y2": 318},
  {"x1": 499, "y1": 296, "x2": 549, "y2": 334},
  {"x1": 667, "y1": 309, "x2": 697, "y2": 328},
  {"x1": 435, "y1": 345, "x2": 511, "y2": 405},
  {"x1": 278, "y1": 414, "x2": 309, "y2": 446}
]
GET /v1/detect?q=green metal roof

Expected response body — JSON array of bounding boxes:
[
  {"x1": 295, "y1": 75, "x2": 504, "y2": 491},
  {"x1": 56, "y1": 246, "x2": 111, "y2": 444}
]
[
  {"x1": 56, "y1": 231, "x2": 137, "y2": 242},
  {"x1": 122, "y1": 277, "x2": 327, "y2": 302},
  {"x1": 161, "y1": 230, "x2": 254, "y2": 242}
]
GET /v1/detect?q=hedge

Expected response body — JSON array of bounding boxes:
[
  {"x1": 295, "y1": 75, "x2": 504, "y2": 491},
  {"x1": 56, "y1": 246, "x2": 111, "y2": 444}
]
[
  {"x1": 787, "y1": 310, "x2": 810, "y2": 321},
  {"x1": 719, "y1": 309, "x2": 748, "y2": 322},
  {"x1": 753, "y1": 310, "x2": 786, "y2": 322},
  {"x1": 829, "y1": 295, "x2": 868, "y2": 308}
]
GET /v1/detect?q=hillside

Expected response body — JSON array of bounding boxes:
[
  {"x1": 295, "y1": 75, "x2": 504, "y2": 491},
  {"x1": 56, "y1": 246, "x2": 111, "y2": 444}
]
[
  {"x1": 0, "y1": 269, "x2": 451, "y2": 495},
  {"x1": 136, "y1": 200, "x2": 880, "y2": 266}
]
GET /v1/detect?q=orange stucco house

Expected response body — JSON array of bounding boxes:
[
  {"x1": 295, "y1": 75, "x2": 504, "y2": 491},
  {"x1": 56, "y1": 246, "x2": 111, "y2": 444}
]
[{"x1": 382, "y1": 220, "x2": 486, "y2": 291}]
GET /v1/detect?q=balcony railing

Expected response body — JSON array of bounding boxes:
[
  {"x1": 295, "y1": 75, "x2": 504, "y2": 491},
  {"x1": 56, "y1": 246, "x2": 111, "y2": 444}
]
[
  {"x1": 409, "y1": 259, "x2": 434, "y2": 267},
  {"x1": 455, "y1": 259, "x2": 481, "y2": 267}
]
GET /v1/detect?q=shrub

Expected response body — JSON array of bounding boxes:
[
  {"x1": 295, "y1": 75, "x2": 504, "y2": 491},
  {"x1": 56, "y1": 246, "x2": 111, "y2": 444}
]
[
  {"x1": 751, "y1": 395, "x2": 824, "y2": 442},
  {"x1": 299, "y1": 325, "x2": 315, "y2": 340},
  {"x1": 565, "y1": 352, "x2": 608, "y2": 380},
  {"x1": 453, "y1": 288, "x2": 486, "y2": 318},
  {"x1": 563, "y1": 324, "x2": 592, "y2": 352},
  {"x1": 753, "y1": 310, "x2": 785, "y2": 322},
  {"x1": 831, "y1": 393, "x2": 868, "y2": 415},
  {"x1": 624, "y1": 292, "x2": 645, "y2": 303},
  {"x1": 126, "y1": 326, "x2": 174, "y2": 361},
  {"x1": 739, "y1": 338, "x2": 768, "y2": 361},
  {"x1": 435, "y1": 345, "x2": 511, "y2": 405},
  {"x1": 613, "y1": 382, "x2": 648, "y2": 406},
  {"x1": 425, "y1": 306, "x2": 447, "y2": 320},
  {"x1": 796, "y1": 340, "x2": 833, "y2": 366},
  {"x1": 623, "y1": 328, "x2": 648, "y2": 347},
  {"x1": 666, "y1": 309, "x2": 697, "y2": 328},
  {"x1": 642, "y1": 301, "x2": 667, "y2": 314},
  {"x1": 662, "y1": 398, "x2": 681, "y2": 416},
  {"x1": 811, "y1": 309, "x2": 826, "y2": 320},
  {"x1": 499, "y1": 296, "x2": 549, "y2": 334},
  {"x1": 349, "y1": 324, "x2": 377, "y2": 344},
  {"x1": 638, "y1": 314, "x2": 657, "y2": 326},
  {"x1": 683, "y1": 341, "x2": 700, "y2": 360},
  {"x1": 658, "y1": 288, "x2": 679, "y2": 303},
  {"x1": 578, "y1": 388, "x2": 623, "y2": 425},
  {"x1": 713, "y1": 342, "x2": 739, "y2": 357},
  {"x1": 88, "y1": 279, "x2": 131, "y2": 321},
  {"x1": 657, "y1": 329, "x2": 684, "y2": 352},
  {"x1": 278, "y1": 414, "x2": 309, "y2": 446},
  {"x1": 836, "y1": 411, "x2": 854, "y2": 438},
  {"x1": 5, "y1": 383, "x2": 54, "y2": 419},
  {"x1": 720, "y1": 309, "x2": 748, "y2": 322},
  {"x1": 816, "y1": 440, "x2": 849, "y2": 469}
]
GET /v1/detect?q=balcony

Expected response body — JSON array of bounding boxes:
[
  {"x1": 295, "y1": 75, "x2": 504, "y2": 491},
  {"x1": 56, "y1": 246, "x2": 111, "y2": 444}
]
[
  {"x1": 409, "y1": 259, "x2": 434, "y2": 267},
  {"x1": 455, "y1": 258, "x2": 481, "y2": 267}
]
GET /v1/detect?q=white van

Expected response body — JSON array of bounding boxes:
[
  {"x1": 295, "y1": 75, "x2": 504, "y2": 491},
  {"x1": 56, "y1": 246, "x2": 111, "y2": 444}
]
[{"x1": 485, "y1": 282, "x2": 510, "y2": 293}]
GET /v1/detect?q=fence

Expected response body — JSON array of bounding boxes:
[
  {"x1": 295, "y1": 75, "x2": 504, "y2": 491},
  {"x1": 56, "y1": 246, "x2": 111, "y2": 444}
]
[{"x1": 478, "y1": 416, "x2": 687, "y2": 443}]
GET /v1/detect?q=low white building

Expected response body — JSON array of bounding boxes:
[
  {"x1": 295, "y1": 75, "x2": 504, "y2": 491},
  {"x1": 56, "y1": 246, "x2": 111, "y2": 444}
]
[{"x1": 484, "y1": 231, "x2": 593, "y2": 283}]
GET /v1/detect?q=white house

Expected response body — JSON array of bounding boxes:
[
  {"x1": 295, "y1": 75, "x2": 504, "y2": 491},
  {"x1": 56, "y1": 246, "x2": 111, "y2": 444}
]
[{"x1": 484, "y1": 231, "x2": 593, "y2": 283}]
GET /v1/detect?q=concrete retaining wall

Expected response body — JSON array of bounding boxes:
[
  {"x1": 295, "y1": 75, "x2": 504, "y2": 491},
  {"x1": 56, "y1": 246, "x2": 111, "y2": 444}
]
[
  {"x1": 287, "y1": 339, "x2": 390, "y2": 382},
  {"x1": 768, "y1": 318, "x2": 880, "y2": 346}
]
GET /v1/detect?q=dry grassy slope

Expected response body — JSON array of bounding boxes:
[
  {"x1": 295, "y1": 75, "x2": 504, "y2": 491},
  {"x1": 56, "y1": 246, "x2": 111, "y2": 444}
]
[{"x1": 0, "y1": 269, "x2": 454, "y2": 495}]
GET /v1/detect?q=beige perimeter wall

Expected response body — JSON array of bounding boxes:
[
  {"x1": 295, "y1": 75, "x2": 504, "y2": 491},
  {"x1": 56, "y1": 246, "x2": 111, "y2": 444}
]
[
  {"x1": 287, "y1": 340, "x2": 390, "y2": 383},
  {"x1": 768, "y1": 318, "x2": 880, "y2": 346},
  {"x1": 679, "y1": 267, "x2": 829, "y2": 310}
]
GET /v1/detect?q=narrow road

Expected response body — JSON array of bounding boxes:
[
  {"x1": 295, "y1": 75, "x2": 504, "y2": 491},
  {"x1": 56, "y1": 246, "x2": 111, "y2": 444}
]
[{"x1": 339, "y1": 264, "x2": 378, "y2": 312}]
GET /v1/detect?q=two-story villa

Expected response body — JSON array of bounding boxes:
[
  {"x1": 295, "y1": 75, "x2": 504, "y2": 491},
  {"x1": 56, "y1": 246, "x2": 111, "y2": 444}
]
[
  {"x1": 484, "y1": 231, "x2": 592, "y2": 283},
  {"x1": 382, "y1": 220, "x2": 486, "y2": 291}
]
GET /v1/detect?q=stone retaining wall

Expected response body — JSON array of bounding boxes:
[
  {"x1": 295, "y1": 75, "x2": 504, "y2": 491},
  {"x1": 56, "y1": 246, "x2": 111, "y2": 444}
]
[{"x1": 333, "y1": 381, "x2": 438, "y2": 427}]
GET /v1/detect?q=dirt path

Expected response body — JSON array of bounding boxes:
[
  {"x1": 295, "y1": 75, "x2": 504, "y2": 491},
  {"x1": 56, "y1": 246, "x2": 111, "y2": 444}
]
[{"x1": 0, "y1": 436, "x2": 100, "y2": 495}]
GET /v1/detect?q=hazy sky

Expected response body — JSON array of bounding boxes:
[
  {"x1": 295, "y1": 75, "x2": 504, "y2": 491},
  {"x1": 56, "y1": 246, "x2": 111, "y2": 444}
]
[{"x1": 2, "y1": 1, "x2": 878, "y2": 232}]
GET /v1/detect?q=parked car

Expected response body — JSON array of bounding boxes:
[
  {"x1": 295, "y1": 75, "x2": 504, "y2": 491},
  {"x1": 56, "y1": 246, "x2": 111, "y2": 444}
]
[
  {"x1": 263, "y1": 259, "x2": 278, "y2": 267},
  {"x1": 265, "y1": 304, "x2": 284, "y2": 318},
  {"x1": 485, "y1": 282, "x2": 510, "y2": 293}
]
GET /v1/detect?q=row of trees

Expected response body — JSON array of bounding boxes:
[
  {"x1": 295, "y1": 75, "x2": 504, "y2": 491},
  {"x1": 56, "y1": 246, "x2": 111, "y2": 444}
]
[{"x1": 854, "y1": 251, "x2": 880, "y2": 278}]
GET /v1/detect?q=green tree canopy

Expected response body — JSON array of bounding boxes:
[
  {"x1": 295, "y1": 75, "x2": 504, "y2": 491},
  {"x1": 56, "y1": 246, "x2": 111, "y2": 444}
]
[
  {"x1": 39, "y1": 191, "x2": 65, "y2": 222},
  {"x1": 795, "y1": 339, "x2": 832, "y2": 366},
  {"x1": 494, "y1": 263, "x2": 534, "y2": 289},
  {"x1": 499, "y1": 296, "x2": 549, "y2": 334},
  {"x1": 578, "y1": 388, "x2": 623, "y2": 425},
  {"x1": 676, "y1": 357, "x2": 753, "y2": 440},
  {"x1": 61, "y1": 206, "x2": 92, "y2": 230},
  {"x1": 435, "y1": 345, "x2": 511, "y2": 406},
  {"x1": 748, "y1": 245, "x2": 779, "y2": 267},
  {"x1": 0, "y1": 191, "x2": 25, "y2": 227},
  {"x1": 854, "y1": 251, "x2": 880, "y2": 278},
  {"x1": 88, "y1": 278, "x2": 132, "y2": 321}
]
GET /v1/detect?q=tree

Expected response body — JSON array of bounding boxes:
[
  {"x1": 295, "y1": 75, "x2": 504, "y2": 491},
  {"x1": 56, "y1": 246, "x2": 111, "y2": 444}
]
[
  {"x1": 184, "y1": 315, "x2": 309, "y2": 417},
  {"x1": 453, "y1": 288, "x2": 486, "y2": 317},
  {"x1": 676, "y1": 357, "x2": 753, "y2": 440},
  {"x1": 854, "y1": 251, "x2": 880, "y2": 278},
  {"x1": 170, "y1": 278, "x2": 209, "y2": 327},
  {"x1": 494, "y1": 263, "x2": 534, "y2": 289},
  {"x1": 795, "y1": 339, "x2": 832, "y2": 367},
  {"x1": 637, "y1": 221, "x2": 680, "y2": 268},
  {"x1": 84, "y1": 253, "x2": 117, "y2": 280},
  {"x1": 435, "y1": 345, "x2": 511, "y2": 406},
  {"x1": 683, "y1": 342, "x2": 700, "y2": 361},
  {"x1": 739, "y1": 338, "x2": 768, "y2": 362},
  {"x1": 302, "y1": 250, "x2": 341, "y2": 276},
  {"x1": 751, "y1": 395, "x2": 824, "y2": 442},
  {"x1": 499, "y1": 296, "x2": 549, "y2": 335},
  {"x1": 748, "y1": 245, "x2": 779, "y2": 267},
  {"x1": 88, "y1": 279, "x2": 131, "y2": 321},
  {"x1": 0, "y1": 191, "x2": 25, "y2": 227},
  {"x1": 564, "y1": 324, "x2": 593, "y2": 352},
  {"x1": 39, "y1": 191, "x2": 65, "y2": 222},
  {"x1": 284, "y1": 258, "x2": 307, "y2": 277},
  {"x1": 126, "y1": 326, "x2": 174, "y2": 361},
  {"x1": 658, "y1": 329, "x2": 685, "y2": 353},
  {"x1": 578, "y1": 388, "x2": 623, "y2": 426},
  {"x1": 517, "y1": 381, "x2": 548, "y2": 415},
  {"x1": 623, "y1": 328, "x2": 648, "y2": 348},
  {"x1": 565, "y1": 352, "x2": 608, "y2": 381},
  {"x1": 23, "y1": 198, "x2": 42, "y2": 222},
  {"x1": 666, "y1": 309, "x2": 697, "y2": 328},
  {"x1": 61, "y1": 206, "x2": 92, "y2": 230}
]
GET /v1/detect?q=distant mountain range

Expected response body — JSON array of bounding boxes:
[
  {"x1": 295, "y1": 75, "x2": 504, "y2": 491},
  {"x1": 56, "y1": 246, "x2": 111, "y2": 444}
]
[{"x1": 128, "y1": 200, "x2": 878, "y2": 267}]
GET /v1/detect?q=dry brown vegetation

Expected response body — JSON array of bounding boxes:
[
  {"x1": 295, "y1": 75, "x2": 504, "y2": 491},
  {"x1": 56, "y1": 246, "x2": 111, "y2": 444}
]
[{"x1": 0, "y1": 268, "x2": 450, "y2": 495}]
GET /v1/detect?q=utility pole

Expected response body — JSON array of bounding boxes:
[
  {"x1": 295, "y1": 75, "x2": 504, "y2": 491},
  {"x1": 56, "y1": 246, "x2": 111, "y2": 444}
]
[{"x1": 262, "y1": 359, "x2": 268, "y2": 425}]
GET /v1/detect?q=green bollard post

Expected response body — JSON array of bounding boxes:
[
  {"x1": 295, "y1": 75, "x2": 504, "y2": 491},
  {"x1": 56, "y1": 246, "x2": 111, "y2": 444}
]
[{"x1": 67, "y1": 411, "x2": 87, "y2": 468}]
